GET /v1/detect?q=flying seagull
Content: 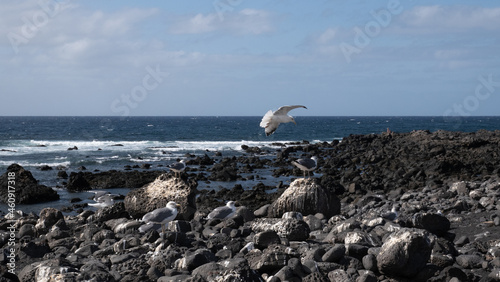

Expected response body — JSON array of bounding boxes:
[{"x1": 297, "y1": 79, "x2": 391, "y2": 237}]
[
  {"x1": 292, "y1": 156, "x2": 318, "y2": 178},
  {"x1": 260, "y1": 105, "x2": 307, "y2": 136},
  {"x1": 207, "y1": 201, "x2": 237, "y2": 220},
  {"x1": 141, "y1": 201, "x2": 180, "y2": 234},
  {"x1": 169, "y1": 160, "x2": 186, "y2": 178}
]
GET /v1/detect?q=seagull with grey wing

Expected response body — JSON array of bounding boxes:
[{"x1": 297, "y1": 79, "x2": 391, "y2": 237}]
[
  {"x1": 260, "y1": 105, "x2": 307, "y2": 136},
  {"x1": 292, "y1": 156, "x2": 318, "y2": 178},
  {"x1": 168, "y1": 159, "x2": 186, "y2": 178},
  {"x1": 139, "y1": 201, "x2": 180, "y2": 234},
  {"x1": 207, "y1": 201, "x2": 237, "y2": 220}
]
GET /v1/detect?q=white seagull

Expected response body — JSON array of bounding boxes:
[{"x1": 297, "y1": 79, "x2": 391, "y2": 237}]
[
  {"x1": 260, "y1": 105, "x2": 307, "y2": 136},
  {"x1": 292, "y1": 156, "x2": 318, "y2": 178},
  {"x1": 169, "y1": 160, "x2": 186, "y2": 178},
  {"x1": 88, "y1": 194, "x2": 114, "y2": 209},
  {"x1": 140, "y1": 201, "x2": 180, "y2": 234},
  {"x1": 207, "y1": 201, "x2": 237, "y2": 220}
]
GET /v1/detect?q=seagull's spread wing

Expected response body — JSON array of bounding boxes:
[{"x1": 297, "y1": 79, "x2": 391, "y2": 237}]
[{"x1": 273, "y1": 105, "x2": 307, "y2": 116}]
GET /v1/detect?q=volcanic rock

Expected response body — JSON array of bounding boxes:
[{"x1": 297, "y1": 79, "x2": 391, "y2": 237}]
[
  {"x1": 252, "y1": 218, "x2": 310, "y2": 241},
  {"x1": 0, "y1": 164, "x2": 59, "y2": 204},
  {"x1": 124, "y1": 173, "x2": 197, "y2": 220},
  {"x1": 268, "y1": 178, "x2": 340, "y2": 218},
  {"x1": 376, "y1": 228, "x2": 434, "y2": 278},
  {"x1": 66, "y1": 169, "x2": 164, "y2": 191}
]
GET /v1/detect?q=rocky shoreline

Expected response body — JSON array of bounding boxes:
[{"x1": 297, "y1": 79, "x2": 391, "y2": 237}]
[{"x1": 1, "y1": 130, "x2": 500, "y2": 281}]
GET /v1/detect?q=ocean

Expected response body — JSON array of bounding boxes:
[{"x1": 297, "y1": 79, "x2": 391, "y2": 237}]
[{"x1": 1, "y1": 116, "x2": 499, "y2": 214}]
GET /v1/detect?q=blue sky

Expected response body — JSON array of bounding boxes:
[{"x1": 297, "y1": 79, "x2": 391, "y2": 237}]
[{"x1": 1, "y1": 0, "x2": 499, "y2": 116}]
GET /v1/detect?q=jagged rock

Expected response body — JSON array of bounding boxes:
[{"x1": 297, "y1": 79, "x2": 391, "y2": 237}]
[
  {"x1": 246, "y1": 245, "x2": 289, "y2": 272},
  {"x1": 35, "y1": 208, "x2": 64, "y2": 234},
  {"x1": 377, "y1": 228, "x2": 434, "y2": 278},
  {"x1": 252, "y1": 218, "x2": 310, "y2": 241},
  {"x1": 0, "y1": 164, "x2": 59, "y2": 204},
  {"x1": 268, "y1": 178, "x2": 340, "y2": 218},
  {"x1": 124, "y1": 173, "x2": 197, "y2": 220}
]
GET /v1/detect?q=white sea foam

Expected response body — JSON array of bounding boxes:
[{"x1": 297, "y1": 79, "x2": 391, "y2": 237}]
[
  {"x1": 2, "y1": 139, "x2": 319, "y2": 156},
  {"x1": 0, "y1": 160, "x2": 71, "y2": 167}
]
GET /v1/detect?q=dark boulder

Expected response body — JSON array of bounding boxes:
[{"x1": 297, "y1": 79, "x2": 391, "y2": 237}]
[
  {"x1": 66, "y1": 169, "x2": 164, "y2": 191},
  {"x1": 412, "y1": 212, "x2": 451, "y2": 236},
  {"x1": 0, "y1": 164, "x2": 59, "y2": 204}
]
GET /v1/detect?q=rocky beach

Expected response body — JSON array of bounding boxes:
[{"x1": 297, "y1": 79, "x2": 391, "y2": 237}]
[{"x1": 1, "y1": 129, "x2": 500, "y2": 281}]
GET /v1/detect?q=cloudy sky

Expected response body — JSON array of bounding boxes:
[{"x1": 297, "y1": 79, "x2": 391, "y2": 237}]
[{"x1": 1, "y1": 0, "x2": 499, "y2": 116}]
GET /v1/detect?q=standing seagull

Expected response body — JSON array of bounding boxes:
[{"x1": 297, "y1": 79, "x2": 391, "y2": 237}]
[
  {"x1": 260, "y1": 105, "x2": 307, "y2": 136},
  {"x1": 207, "y1": 201, "x2": 237, "y2": 220},
  {"x1": 141, "y1": 201, "x2": 180, "y2": 234},
  {"x1": 292, "y1": 156, "x2": 318, "y2": 178},
  {"x1": 169, "y1": 159, "x2": 186, "y2": 178}
]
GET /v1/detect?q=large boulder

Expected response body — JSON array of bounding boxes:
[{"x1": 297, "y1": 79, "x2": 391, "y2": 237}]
[
  {"x1": 124, "y1": 174, "x2": 197, "y2": 220},
  {"x1": 268, "y1": 178, "x2": 340, "y2": 218},
  {"x1": 377, "y1": 228, "x2": 434, "y2": 278},
  {"x1": 0, "y1": 164, "x2": 59, "y2": 204}
]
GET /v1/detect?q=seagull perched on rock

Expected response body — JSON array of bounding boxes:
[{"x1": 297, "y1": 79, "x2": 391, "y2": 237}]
[
  {"x1": 260, "y1": 105, "x2": 307, "y2": 136},
  {"x1": 140, "y1": 201, "x2": 180, "y2": 234},
  {"x1": 168, "y1": 160, "x2": 186, "y2": 178},
  {"x1": 207, "y1": 201, "x2": 237, "y2": 220},
  {"x1": 292, "y1": 156, "x2": 318, "y2": 178}
]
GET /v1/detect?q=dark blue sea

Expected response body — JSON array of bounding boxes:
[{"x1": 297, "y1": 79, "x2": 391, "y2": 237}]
[{"x1": 1, "y1": 116, "x2": 499, "y2": 214}]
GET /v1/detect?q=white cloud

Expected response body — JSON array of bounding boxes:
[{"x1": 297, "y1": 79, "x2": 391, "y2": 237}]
[
  {"x1": 317, "y1": 28, "x2": 337, "y2": 45},
  {"x1": 170, "y1": 9, "x2": 273, "y2": 35},
  {"x1": 399, "y1": 5, "x2": 500, "y2": 32}
]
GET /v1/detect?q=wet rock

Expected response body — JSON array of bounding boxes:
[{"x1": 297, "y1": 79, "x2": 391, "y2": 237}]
[
  {"x1": 66, "y1": 171, "x2": 90, "y2": 191},
  {"x1": 0, "y1": 164, "x2": 59, "y2": 204},
  {"x1": 377, "y1": 228, "x2": 434, "y2": 278},
  {"x1": 124, "y1": 173, "x2": 197, "y2": 220},
  {"x1": 67, "y1": 169, "x2": 164, "y2": 191},
  {"x1": 268, "y1": 178, "x2": 340, "y2": 218}
]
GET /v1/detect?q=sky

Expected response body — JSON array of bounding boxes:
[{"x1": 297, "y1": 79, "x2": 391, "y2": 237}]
[{"x1": 1, "y1": 0, "x2": 499, "y2": 116}]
